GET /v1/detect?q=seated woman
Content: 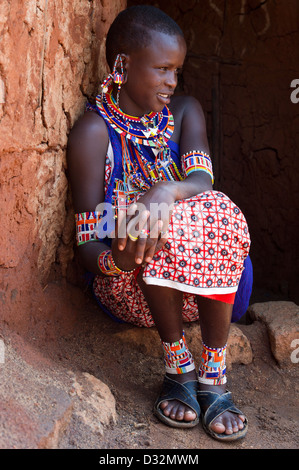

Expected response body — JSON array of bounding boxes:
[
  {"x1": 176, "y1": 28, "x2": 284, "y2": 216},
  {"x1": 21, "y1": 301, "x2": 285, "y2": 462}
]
[{"x1": 67, "y1": 5, "x2": 252, "y2": 441}]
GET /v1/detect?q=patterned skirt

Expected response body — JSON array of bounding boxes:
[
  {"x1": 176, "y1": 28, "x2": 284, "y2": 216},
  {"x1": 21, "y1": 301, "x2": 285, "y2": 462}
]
[{"x1": 93, "y1": 191, "x2": 251, "y2": 328}]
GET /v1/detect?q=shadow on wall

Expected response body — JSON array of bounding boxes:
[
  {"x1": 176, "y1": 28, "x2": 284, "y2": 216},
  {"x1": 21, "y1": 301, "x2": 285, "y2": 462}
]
[
  {"x1": 0, "y1": 0, "x2": 127, "y2": 334},
  {"x1": 128, "y1": 0, "x2": 299, "y2": 304}
]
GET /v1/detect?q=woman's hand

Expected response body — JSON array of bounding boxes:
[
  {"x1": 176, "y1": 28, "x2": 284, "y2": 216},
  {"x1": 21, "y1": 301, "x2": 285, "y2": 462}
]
[
  {"x1": 111, "y1": 164, "x2": 213, "y2": 271},
  {"x1": 112, "y1": 182, "x2": 177, "y2": 268}
]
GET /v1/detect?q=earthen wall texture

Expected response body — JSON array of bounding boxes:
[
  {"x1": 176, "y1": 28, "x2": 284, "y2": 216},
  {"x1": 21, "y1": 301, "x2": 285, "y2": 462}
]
[
  {"x1": 129, "y1": 0, "x2": 299, "y2": 302},
  {"x1": 0, "y1": 0, "x2": 126, "y2": 332}
]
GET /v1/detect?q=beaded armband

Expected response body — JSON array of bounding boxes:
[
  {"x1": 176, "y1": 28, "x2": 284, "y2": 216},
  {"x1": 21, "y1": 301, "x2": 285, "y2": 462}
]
[
  {"x1": 181, "y1": 150, "x2": 214, "y2": 184},
  {"x1": 75, "y1": 211, "x2": 101, "y2": 246},
  {"x1": 97, "y1": 249, "x2": 136, "y2": 277}
]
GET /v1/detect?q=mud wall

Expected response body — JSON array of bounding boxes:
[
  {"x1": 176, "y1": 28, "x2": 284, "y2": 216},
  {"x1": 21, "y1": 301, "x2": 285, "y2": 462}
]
[
  {"x1": 0, "y1": 0, "x2": 126, "y2": 333},
  {"x1": 129, "y1": 0, "x2": 299, "y2": 302}
]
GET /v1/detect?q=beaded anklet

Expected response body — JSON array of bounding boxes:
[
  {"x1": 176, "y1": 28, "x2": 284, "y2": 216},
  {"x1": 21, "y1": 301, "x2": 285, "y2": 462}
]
[
  {"x1": 181, "y1": 150, "x2": 214, "y2": 184},
  {"x1": 198, "y1": 342, "x2": 227, "y2": 385},
  {"x1": 162, "y1": 331, "x2": 195, "y2": 375},
  {"x1": 97, "y1": 249, "x2": 136, "y2": 276}
]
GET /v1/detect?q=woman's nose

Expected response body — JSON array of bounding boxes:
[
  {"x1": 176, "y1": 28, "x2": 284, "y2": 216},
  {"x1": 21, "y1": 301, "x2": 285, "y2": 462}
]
[{"x1": 165, "y1": 71, "x2": 177, "y2": 89}]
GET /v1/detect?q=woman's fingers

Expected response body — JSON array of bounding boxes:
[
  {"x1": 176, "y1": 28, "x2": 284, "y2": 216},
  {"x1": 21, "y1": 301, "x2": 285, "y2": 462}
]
[
  {"x1": 116, "y1": 203, "x2": 138, "y2": 250},
  {"x1": 144, "y1": 220, "x2": 164, "y2": 263},
  {"x1": 126, "y1": 205, "x2": 149, "y2": 238},
  {"x1": 134, "y1": 235, "x2": 148, "y2": 264},
  {"x1": 128, "y1": 208, "x2": 150, "y2": 264},
  {"x1": 128, "y1": 216, "x2": 165, "y2": 265},
  {"x1": 155, "y1": 228, "x2": 169, "y2": 253},
  {"x1": 115, "y1": 204, "x2": 149, "y2": 263},
  {"x1": 114, "y1": 200, "x2": 171, "y2": 265}
]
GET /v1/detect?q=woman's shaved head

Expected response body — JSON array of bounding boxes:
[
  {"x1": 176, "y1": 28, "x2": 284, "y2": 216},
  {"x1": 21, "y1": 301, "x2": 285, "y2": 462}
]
[{"x1": 106, "y1": 5, "x2": 184, "y2": 69}]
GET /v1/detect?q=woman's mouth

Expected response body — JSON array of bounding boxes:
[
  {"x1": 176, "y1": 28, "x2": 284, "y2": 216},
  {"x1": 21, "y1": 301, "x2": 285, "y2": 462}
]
[{"x1": 157, "y1": 93, "x2": 172, "y2": 104}]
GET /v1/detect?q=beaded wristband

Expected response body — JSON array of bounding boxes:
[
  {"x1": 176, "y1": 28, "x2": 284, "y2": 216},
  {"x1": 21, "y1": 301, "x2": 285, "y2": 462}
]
[
  {"x1": 97, "y1": 249, "x2": 136, "y2": 276},
  {"x1": 182, "y1": 150, "x2": 214, "y2": 184}
]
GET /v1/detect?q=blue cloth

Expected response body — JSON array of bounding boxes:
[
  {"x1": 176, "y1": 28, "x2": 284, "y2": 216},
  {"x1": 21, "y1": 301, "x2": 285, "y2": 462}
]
[{"x1": 231, "y1": 255, "x2": 253, "y2": 322}]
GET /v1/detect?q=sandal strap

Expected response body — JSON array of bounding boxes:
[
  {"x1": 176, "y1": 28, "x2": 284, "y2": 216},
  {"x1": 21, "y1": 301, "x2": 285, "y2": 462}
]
[
  {"x1": 155, "y1": 376, "x2": 200, "y2": 417},
  {"x1": 198, "y1": 390, "x2": 243, "y2": 426}
]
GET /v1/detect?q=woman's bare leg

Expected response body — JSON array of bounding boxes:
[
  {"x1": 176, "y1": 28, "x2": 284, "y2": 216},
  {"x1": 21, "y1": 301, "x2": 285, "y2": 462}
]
[
  {"x1": 196, "y1": 296, "x2": 246, "y2": 435},
  {"x1": 137, "y1": 271, "x2": 197, "y2": 423}
]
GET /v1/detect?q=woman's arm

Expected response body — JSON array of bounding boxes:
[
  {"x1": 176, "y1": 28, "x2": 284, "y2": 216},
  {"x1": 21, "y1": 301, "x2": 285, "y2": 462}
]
[
  {"x1": 66, "y1": 110, "x2": 110, "y2": 274},
  {"x1": 169, "y1": 94, "x2": 213, "y2": 201},
  {"x1": 67, "y1": 110, "x2": 146, "y2": 274}
]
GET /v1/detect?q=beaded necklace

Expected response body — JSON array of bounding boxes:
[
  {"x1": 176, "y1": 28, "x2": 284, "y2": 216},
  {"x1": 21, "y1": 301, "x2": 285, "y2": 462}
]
[
  {"x1": 95, "y1": 83, "x2": 183, "y2": 209},
  {"x1": 96, "y1": 83, "x2": 174, "y2": 147}
]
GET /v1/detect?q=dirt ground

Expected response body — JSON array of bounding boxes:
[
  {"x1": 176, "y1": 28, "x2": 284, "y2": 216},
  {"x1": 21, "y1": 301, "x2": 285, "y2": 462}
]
[{"x1": 28, "y1": 282, "x2": 298, "y2": 452}]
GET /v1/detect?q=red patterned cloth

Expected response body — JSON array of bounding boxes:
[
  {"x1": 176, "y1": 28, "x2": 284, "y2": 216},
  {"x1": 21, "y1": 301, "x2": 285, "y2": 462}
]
[{"x1": 93, "y1": 191, "x2": 250, "y2": 328}]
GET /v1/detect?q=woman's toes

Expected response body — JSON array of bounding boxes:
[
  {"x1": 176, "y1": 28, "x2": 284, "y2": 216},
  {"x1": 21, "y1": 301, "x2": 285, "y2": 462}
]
[
  {"x1": 239, "y1": 415, "x2": 246, "y2": 425},
  {"x1": 211, "y1": 413, "x2": 245, "y2": 435},
  {"x1": 230, "y1": 418, "x2": 239, "y2": 433},
  {"x1": 172, "y1": 403, "x2": 196, "y2": 421},
  {"x1": 184, "y1": 409, "x2": 197, "y2": 421},
  {"x1": 238, "y1": 416, "x2": 245, "y2": 430},
  {"x1": 160, "y1": 400, "x2": 196, "y2": 422},
  {"x1": 211, "y1": 421, "x2": 226, "y2": 433},
  {"x1": 160, "y1": 401, "x2": 172, "y2": 417},
  {"x1": 169, "y1": 403, "x2": 179, "y2": 420},
  {"x1": 159, "y1": 400, "x2": 168, "y2": 411},
  {"x1": 173, "y1": 403, "x2": 186, "y2": 420}
]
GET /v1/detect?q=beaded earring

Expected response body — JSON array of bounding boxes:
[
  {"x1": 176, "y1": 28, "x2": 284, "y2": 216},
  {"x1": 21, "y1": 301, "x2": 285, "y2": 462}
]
[
  {"x1": 101, "y1": 54, "x2": 125, "y2": 106},
  {"x1": 112, "y1": 54, "x2": 125, "y2": 106},
  {"x1": 112, "y1": 54, "x2": 124, "y2": 84}
]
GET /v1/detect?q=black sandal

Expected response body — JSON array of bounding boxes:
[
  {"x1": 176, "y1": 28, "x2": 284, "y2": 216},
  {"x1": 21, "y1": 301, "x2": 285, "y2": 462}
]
[
  {"x1": 154, "y1": 375, "x2": 200, "y2": 428},
  {"x1": 197, "y1": 389, "x2": 248, "y2": 441}
]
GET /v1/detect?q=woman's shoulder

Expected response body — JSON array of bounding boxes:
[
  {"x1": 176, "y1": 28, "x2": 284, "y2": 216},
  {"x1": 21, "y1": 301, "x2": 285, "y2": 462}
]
[
  {"x1": 170, "y1": 94, "x2": 203, "y2": 117},
  {"x1": 67, "y1": 108, "x2": 109, "y2": 173},
  {"x1": 68, "y1": 109, "x2": 109, "y2": 149},
  {"x1": 169, "y1": 94, "x2": 205, "y2": 142}
]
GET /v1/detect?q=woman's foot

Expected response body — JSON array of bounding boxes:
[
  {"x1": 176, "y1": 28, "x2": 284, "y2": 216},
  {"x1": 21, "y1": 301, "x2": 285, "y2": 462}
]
[
  {"x1": 198, "y1": 382, "x2": 246, "y2": 435},
  {"x1": 159, "y1": 370, "x2": 198, "y2": 423}
]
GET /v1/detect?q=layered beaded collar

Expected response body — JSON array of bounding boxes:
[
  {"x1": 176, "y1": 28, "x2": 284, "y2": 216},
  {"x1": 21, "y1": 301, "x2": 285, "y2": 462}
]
[{"x1": 95, "y1": 82, "x2": 174, "y2": 150}]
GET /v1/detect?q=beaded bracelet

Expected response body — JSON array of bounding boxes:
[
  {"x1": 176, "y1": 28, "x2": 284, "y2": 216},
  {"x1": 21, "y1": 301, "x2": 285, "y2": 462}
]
[
  {"x1": 181, "y1": 150, "x2": 214, "y2": 184},
  {"x1": 97, "y1": 249, "x2": 136, "y2": 276}
]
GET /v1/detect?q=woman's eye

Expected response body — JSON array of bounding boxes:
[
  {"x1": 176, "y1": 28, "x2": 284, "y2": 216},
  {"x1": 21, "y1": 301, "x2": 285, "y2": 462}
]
[{"x1": 157, "y1": 67, "x2": 182, "y2": 74}]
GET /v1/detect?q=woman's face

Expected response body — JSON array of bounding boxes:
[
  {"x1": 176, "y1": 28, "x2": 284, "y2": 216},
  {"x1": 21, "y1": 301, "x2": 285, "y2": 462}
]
[{"x1": 119, "y1": 30, "x2": 187, "y2": 116}]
